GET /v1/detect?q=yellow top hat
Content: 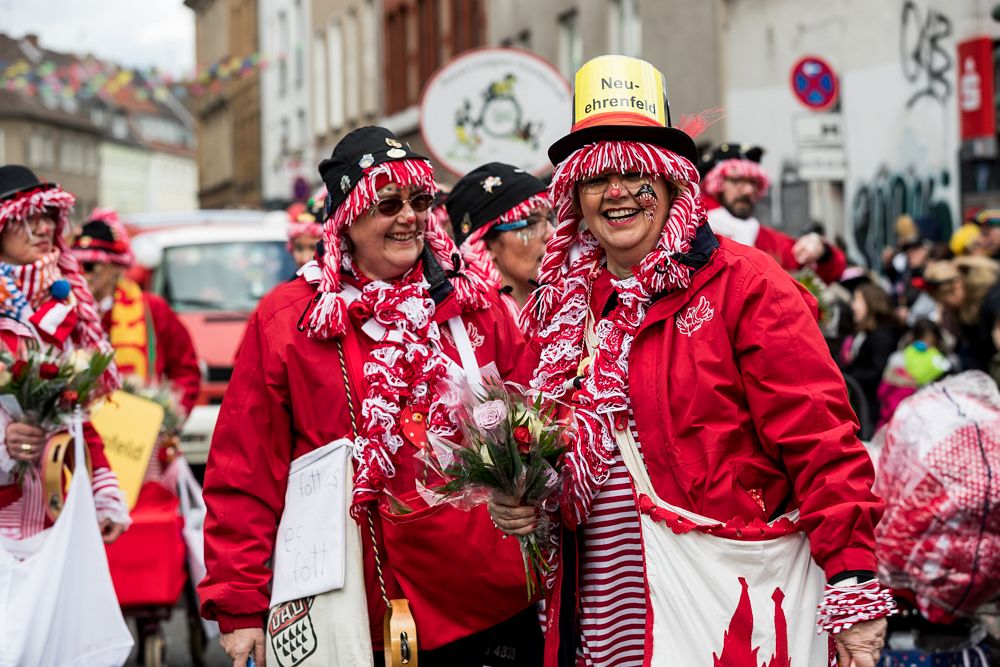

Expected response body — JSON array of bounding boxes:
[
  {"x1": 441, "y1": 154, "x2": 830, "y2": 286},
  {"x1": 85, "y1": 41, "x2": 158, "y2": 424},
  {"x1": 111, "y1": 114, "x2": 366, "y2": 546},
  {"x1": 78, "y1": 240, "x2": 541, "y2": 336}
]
[{"x1": 548, "y1": 55, "x2": 697, "y2": 166}]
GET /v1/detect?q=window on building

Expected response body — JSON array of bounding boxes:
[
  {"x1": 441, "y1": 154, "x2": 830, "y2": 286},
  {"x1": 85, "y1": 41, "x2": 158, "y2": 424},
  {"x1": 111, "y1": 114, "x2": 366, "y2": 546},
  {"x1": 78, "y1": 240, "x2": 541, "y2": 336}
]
[
  {"x1": 558, "y1": 9, "x2": 583, "y2": 80},
  {"x1": 452, "y1": 0, "x2": 485, "y2": 54},
  {"x1": 344, "y1": 10, "x2": 360, "y2": 121},
  {"x1": 26, "y1": 134, "x2": 55, "y2": 169},
  {"x1": 111, "y1": 114, "x2": 128, "y2": 139},
  {"x1": 280, "y1": 117, "x2": 290, "y2": 157},
  {"x1": 313, "y1": 32, "x2": 328, "y2": 136},
  {"x1": 279, "y1": 10, "x2": 289, "y2": 96},
  {"x1": 297, "y1": 108, "x2": 307, "y2": 152},
  {"x1": 60, "y1": 138, "x2": 85, "y2": 174},
  {"x1": 418, "y1": 0, "x2": 440, "y2": 85},
  {"x1": 328, "y1": 21, "x2": 345, "y2": 130},
  {"x1": 295, "y1": 0, "x2": 305, "y2": 89},
  {"x1": 608, "y1": 0, "x2": 641, "y2": 57},
  {"x1": 0, "y1": 129, "x2": 5, "y2": 164},
  {"x1": 361, "y1": 0, "x2": 379, "y2": 115}
]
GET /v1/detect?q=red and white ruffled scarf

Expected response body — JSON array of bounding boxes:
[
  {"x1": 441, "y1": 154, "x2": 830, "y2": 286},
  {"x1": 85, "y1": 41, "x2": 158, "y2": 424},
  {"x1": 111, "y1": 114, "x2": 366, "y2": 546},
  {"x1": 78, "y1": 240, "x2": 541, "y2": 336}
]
[
  {"x1": 346, "y1": 262, "x2": 461, "y2": 515},
  {"x1": 523, "y1": 141, "x2": 703, "y2": 527}
]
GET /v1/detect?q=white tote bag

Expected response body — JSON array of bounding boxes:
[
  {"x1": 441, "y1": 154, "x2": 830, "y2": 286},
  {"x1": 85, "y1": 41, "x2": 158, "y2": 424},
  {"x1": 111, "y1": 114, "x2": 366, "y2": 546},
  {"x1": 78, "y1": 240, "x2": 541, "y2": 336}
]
[
  {"x1": 0, "y1": 414, "x2": 134, "y2": 667},
  {"x1": 615, "y1": 424, "x2": 829, "y2": 666},
  {"x1": 266, "y1": 442, "x2": 373, "y2": 667},
  {"x1": 175, "y1": 457, "x2": 220, "y2": 640}
]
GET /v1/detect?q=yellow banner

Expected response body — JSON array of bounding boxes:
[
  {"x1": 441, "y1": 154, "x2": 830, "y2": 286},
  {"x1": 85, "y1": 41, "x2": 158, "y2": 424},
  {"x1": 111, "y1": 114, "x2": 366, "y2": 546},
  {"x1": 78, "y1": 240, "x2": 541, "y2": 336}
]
[
  {"x1": 573, "y1": 55, "x2": 666, "y2": 128},
  {"x1": 91, "y1": 391, "x2": 165, "y2": 510}
]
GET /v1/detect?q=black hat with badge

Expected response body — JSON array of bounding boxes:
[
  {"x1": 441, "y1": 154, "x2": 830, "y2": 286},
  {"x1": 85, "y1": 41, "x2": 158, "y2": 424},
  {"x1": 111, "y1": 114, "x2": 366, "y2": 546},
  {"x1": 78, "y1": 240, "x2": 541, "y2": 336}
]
[
  {"x1": 446, "y1": 163, "x2": 548, "y2": 246},
  {"x1": 318, "y1": 126, "x2": 429, "y2": 214}
]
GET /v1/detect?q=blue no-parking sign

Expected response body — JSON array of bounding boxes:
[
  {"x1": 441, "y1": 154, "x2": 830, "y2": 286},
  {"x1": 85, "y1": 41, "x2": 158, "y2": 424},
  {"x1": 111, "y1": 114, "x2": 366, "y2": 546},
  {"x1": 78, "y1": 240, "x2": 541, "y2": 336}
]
[{"x1": 790, "y1": 56, "x2": 839, "y2": 111}]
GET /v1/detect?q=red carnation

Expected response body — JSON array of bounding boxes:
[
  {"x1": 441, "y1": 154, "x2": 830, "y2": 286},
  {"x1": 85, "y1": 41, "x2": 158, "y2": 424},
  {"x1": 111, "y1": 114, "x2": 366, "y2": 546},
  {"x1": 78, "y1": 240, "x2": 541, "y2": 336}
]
[
  {"x1": 61, "y1": 389, "x2": 78, "y2": 403},
  {"x1": 39, "y1": 363, "x2": 59, "y2": 380},
  {"x1": 11, "y1": 360, "x2": 28, "y2": 380},
  {"x1": 513, "y1": 425, "x2": 532, "y2": 454}
]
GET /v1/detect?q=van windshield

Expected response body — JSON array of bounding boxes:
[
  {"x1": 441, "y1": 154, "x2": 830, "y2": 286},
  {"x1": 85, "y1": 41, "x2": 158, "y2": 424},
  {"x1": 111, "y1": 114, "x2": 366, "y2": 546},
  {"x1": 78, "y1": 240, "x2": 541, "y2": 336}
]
[{"x1": 160, "y1": 241, "x2": 296, "y2": 312}]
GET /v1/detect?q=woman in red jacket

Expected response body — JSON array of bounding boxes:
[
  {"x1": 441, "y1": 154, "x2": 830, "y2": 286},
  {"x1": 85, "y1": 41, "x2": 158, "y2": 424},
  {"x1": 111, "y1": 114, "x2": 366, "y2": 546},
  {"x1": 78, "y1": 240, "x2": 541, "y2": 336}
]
[
  {"x1": 490, "y1": 56, "x2": 893, "y2": 667},
  {"x1": 200, "y1": 127, "x2": 541, "y2": 667},
  {"x1": 0, "y1": 165, "x2": 128, "y2": 541}
]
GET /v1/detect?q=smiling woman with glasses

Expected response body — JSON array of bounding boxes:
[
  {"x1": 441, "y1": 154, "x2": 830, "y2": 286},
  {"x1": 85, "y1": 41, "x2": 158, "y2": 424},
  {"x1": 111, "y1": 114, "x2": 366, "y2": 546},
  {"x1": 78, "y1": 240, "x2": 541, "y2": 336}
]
[
  {"x1": 446, "y1": 162, "x2": 553, "y2": 323},
  {"x1": 200, "y1": 127, "x2": 544, "y2": 667}
]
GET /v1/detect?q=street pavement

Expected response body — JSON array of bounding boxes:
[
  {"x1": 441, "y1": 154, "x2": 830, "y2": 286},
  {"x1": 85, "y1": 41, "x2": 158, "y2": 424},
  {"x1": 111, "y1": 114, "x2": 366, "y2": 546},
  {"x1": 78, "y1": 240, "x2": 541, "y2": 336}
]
[{"x1": 123, "y1": 603, "x2": 229, "y2": 667}]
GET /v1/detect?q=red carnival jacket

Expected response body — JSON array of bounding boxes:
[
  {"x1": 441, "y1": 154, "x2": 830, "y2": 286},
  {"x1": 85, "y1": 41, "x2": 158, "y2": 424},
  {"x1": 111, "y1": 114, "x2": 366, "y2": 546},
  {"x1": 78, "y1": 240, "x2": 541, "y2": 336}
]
[
  {"x1": 198, "y1": 274, "x2": 529, "y2": 641},
  {"x1": 541, "y1": 227, "x2": 881, "y2": 664}
]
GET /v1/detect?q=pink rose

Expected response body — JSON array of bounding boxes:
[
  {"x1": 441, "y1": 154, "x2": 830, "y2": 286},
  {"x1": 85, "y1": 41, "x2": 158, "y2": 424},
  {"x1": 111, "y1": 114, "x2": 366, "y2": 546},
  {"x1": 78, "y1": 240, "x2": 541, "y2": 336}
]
[{"x1": 473, "y1": 400, "x2": 507, "y2": 431}]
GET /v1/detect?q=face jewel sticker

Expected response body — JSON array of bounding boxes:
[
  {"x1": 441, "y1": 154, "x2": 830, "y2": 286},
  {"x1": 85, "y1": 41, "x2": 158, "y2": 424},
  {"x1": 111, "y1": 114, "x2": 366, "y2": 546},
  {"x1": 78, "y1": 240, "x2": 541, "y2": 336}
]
[
  {"x1": 358, "y1": 153, "x2": 374, "y2": 169},
  {"x1": 386, "y1": 148, "x2": 407, "y2": 158},
  {"x1": 481, "y1": 176, "x2": 502, "y2": 193},
  {"x1": 340, "y1": 174, "x2": 351, "y2": 193},
  {"x1": 385, "y1": 137, "x2": 403, "y2": 148}
]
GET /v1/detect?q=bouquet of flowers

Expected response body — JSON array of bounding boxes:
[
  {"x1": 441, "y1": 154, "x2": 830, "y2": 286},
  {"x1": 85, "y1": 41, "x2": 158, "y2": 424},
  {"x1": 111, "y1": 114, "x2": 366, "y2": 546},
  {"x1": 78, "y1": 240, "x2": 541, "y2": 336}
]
[
  {"x1": 0, "y1": 345, "x2": 115, "y2": 431},
  {"x1": 418, "y1": 381, "x2": 570, "y2": 598}
]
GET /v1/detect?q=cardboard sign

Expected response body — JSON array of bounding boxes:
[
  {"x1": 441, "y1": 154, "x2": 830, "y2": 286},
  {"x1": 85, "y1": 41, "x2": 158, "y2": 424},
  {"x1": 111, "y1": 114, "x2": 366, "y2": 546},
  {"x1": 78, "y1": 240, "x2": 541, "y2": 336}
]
[
  {"x1": 91, "y1": 391, "x2": 165, "y2": 510},
  {"x1": 270, "y1": 439, "x2": 351, "y2": 607},
  {"x1": 572, "y1": 55, "x2": 666, "y2": 131}
]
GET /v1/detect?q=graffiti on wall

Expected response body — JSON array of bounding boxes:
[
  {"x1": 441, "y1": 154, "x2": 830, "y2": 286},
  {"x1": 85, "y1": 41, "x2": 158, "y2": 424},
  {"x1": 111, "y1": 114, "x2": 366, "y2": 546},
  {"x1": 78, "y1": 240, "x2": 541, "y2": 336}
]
[
  {"x1": 851, "y1": 166, "x2": 953, "y2": 268},
  {"x1": 900, "y1": 0, "x2": 954, "y2": 108}
]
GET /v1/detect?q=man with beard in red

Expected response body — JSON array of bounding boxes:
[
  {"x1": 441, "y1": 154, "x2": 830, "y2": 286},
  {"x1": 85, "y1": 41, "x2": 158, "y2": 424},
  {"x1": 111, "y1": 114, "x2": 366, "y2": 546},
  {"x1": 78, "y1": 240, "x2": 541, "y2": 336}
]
[{"x1": 700, "y1": 143, "x2": 846, "y2": 283}]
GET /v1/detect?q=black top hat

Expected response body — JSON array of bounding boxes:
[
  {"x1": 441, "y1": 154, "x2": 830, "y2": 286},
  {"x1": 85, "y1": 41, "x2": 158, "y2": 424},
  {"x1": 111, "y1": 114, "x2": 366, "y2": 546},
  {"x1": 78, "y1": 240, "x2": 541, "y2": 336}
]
[
  {"x1": 698, "y1": 143, "x2": 765, "y2": 178},
  {"x1": 548, "y1": 56, "x2": 698, "y2": 166},
  {"x1": 0, "y1": 165, "x2": 55, "y2": 202},
  {"x1": 318, "y1": 126, "x2": 429, "y2": 214},
  {"x1": 446, "y1": 163, "x2": 548, "y2": 246}
]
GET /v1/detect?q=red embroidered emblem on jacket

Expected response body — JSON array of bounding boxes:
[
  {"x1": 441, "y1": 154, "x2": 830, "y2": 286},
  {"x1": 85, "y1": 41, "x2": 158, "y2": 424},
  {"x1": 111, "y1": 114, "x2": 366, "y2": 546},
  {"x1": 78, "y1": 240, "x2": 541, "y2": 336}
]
[{"x1": 676, "y1": 296, "x2": 715, "y2": 337}]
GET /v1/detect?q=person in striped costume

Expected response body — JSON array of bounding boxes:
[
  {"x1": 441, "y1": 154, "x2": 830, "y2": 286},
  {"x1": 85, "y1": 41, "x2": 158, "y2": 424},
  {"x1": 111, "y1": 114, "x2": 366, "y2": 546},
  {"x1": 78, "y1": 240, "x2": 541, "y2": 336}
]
[
  {"x1": 490, "y1": 56, "x2": 894, "y2": 667},
  {"x1": 0, "y1": 164, "x2": 129, "y2": 542}
]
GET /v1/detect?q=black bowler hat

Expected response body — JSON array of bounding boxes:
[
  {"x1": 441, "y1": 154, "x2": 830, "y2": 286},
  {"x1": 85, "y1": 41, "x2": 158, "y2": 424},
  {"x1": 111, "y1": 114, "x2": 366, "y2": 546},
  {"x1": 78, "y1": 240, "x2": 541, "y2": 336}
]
[
  {"x1": 446, "y1": 162, "x2": 548, "y2": 246},
  {"x1": 318, "y1": 126, "x2": 429, "y2": 214},
  {"x1": 548, "y1": 55, "x2": 698, "y2": 166},
  {"x1": 698, "y1": 143, "x2": 765, "y2": 178},
  {"x1": 0, "y1": 165, "x2": 55, "y2": 202}
]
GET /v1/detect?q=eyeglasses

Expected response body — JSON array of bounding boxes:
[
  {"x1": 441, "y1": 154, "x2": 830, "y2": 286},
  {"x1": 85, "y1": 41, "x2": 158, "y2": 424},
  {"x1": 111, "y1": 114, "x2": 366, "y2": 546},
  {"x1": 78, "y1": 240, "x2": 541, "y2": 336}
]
[
  {"x1": 723, "y1": 176, "x2": 759, "y2": 189},
  {"x1": 495, "y1": 213, "x2": 553, "y2": 243},
  {"x1": 579, "y1": 172, "x2": 649, "y2": 195},
  {"x1": 369, "y1": 193, "x2": 434, "y2": 217}
]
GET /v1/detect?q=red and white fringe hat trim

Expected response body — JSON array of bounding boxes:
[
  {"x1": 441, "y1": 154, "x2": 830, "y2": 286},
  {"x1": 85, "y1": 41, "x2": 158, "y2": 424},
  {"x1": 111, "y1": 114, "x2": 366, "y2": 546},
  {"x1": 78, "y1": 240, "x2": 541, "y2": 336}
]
[
  {"x1": 521, "y1": 140, "x2": 702, "y2": 334},
  {"x1": 701, "y1": 158, "x2": 772, "y2": 199},
  {"x1": 815, "y1": 579, "x2": 897, "y2": 634},
  {"x1": 286, "y1": 220, "x2": 324, "y2": 251},
  {"x1": 460, "y1": 191, "x2": 552, "y2": 291},
  {"x1": 0, "y1": 187, "x2": 117, "y2": 387},
  {"x1": 74, "y1": 207, "x2": 135, "y2": 267},
  {"x1": 308, "y1": 159, "x2": 488, "y2": 340}
]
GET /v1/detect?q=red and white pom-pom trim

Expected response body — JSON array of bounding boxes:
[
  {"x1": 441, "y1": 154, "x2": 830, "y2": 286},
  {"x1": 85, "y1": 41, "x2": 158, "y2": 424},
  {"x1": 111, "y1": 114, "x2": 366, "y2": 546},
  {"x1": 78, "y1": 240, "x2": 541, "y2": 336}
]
[
  {"x1": 701, "y1": 158, "x2": 772, "y2": 199},
  {"x1": 815, "y1": 579, "x2": 897, "y2": 635}
]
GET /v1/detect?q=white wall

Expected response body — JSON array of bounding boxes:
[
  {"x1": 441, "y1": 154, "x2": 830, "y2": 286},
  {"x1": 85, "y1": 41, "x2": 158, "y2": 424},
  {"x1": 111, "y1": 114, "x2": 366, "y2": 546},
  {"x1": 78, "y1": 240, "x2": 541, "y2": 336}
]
[
  {"x1": 721, "y1": 0, "x2": 996, "y2": 267},
  {"x1": 260, "y1": 0, "x2": 315, "y2": 204},
  {"x1": 98, "y1": 142, "x2": 150, "y2": 214},
  {"x1": 148, "y1": 152, "x2": 199, "y2": 212}
]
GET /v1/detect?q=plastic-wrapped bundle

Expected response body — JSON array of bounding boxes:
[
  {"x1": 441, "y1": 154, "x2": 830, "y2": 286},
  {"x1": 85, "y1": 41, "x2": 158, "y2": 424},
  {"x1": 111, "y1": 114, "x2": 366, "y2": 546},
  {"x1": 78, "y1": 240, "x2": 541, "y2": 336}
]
[{"x1": 874, "y1": 371, "x2": 1000, "y2": 623}]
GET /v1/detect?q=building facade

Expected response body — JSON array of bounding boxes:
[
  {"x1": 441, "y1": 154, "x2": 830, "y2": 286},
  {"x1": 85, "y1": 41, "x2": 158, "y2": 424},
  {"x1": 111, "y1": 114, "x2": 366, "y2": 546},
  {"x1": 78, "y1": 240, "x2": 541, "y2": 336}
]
[
  {"x1": 487, "y1": 0, "x2": 725, "y2": 152},
  {"x1": 717, "y1": 0, "x2": 999, "y2": 267},
  {"x1": 260, "y1": 0, "x2": 315, "y2": 208},
  {"x1": 185, "y1": 0, "x2": 262, "y2": 209}
]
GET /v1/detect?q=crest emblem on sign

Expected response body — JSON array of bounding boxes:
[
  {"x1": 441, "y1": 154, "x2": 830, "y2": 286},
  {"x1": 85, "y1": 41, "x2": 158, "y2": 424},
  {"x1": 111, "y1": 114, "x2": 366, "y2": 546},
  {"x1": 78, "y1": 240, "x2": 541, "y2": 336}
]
[
  {"x1": 268, "y1": 597, "x2": 318, "y2": 667},
  {"x1": 676, "y1": 296, "x2": 715, "y2": 337}
]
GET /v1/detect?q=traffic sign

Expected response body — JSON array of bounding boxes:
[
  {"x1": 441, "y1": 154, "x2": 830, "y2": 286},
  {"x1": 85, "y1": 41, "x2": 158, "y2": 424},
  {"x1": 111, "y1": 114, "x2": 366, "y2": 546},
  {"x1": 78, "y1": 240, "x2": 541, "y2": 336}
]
[{"x1": 790, "y1": 56, "x2": 839, "y2": 111}]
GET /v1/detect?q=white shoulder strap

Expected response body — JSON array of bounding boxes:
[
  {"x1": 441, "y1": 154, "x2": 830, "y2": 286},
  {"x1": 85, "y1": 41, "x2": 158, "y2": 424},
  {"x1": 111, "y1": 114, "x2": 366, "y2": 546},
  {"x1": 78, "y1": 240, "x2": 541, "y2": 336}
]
[{"x1": 447, "y1": 316, "x2": 484, "y2": 394}]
